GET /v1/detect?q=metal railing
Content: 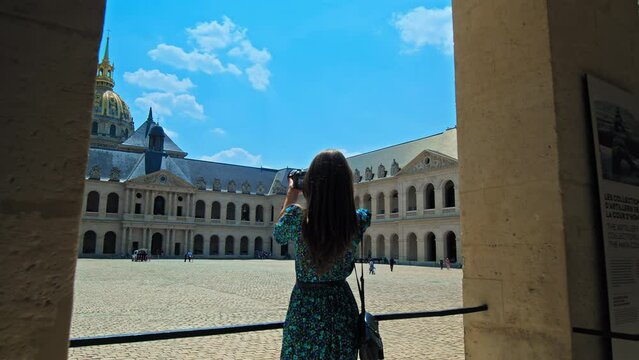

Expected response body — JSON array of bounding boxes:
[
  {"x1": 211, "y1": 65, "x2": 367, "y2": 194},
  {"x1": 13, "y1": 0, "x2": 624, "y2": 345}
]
[
  {"x1": 69, "y1": 304, "x2": 488, "y2": 348},
  {"x1": 572, "y1": 327, "x2": 639, "y2": 341}
]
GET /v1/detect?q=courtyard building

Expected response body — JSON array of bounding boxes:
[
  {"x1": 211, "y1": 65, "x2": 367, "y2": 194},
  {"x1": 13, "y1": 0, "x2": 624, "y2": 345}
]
[{"x1": 80, "y1": 38, "x2": 461, "y2": 265}]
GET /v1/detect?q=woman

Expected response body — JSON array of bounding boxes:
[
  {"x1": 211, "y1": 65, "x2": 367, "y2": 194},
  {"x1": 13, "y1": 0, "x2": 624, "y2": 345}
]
[{"x1": 273, "y1": 150, "x2": 371, "y2": 360}]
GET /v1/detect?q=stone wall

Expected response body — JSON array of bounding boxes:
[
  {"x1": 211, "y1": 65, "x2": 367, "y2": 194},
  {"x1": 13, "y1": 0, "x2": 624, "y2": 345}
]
[
  {"x1": 0, "y1": 1, "x2": 105, "y2": 359},
  {"x1": 455, "y1": 0, "x2": 638, "y2": 358}
]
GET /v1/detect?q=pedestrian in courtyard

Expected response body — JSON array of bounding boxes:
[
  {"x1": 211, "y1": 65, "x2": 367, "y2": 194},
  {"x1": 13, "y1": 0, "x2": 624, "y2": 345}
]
[
  {"x1": 369, "y1": 259, "x2": 376, "y2": 275},
  {"x1": 440, "y1": 259, "x2": 444, "y2": 270},
  {"x1": 187, "y1": 250, "x2": 193, "y2": 262},
  {"x1": 273, "y1": 150, "x2": 370, "y2": 360},
  {"x1": 389, "y1": 257, "x2": 395, "y2": 272},
  {"x1": 184, "y1": 252, "x2": 188, "y2": 262},
  {"x1": 445, "y1": 257, "x2": 451, "y2": 270}
]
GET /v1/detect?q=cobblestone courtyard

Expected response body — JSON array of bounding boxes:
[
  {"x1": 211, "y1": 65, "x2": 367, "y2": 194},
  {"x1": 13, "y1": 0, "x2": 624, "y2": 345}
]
[{"x1": 69, "y1": 259, "x2": 463, "y2": 359}]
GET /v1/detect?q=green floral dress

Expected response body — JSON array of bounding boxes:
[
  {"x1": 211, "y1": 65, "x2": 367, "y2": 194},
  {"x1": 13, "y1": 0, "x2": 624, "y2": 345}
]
[{"x1": 273, "y1": 205, "x2": 371, "y2": 360}]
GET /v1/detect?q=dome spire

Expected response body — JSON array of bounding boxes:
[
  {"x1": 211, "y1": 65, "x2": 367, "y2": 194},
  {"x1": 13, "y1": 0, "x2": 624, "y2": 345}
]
[
  {"x1": 147, "y1": 107, "x2": 154, "y2": 123},
  {"x1": 95, "y1": 33, "x2": 115, "y2": 91},
  {"x1": 102, "y1": 31, "x2": 110, "y2": 63}
]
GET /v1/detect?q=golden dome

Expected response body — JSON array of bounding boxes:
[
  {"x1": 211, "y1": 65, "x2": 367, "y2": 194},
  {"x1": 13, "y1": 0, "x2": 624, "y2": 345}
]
[{"x1": 93, "y1": 89, "x2": 132, "y2": 124}]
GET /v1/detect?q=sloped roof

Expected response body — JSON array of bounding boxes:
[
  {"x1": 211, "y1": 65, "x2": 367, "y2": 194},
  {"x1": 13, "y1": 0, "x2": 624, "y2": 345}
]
[
  {"x1": 120, "y1": 109, "x2": 186, "y2": 157},
  {"x1": 85, "y1": 147, "x2": 281, "y2": 195},
  {"x1": 346, "y1": 128, "x2": 457, "y2": 179}
]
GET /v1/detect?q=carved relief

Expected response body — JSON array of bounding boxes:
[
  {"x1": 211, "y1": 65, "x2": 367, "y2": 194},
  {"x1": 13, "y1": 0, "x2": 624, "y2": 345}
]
[
  {"x1": 241, "y1": 181, "x2": 251, "y2": 194},
  {"x1": 353, "y1": 169, "x2": 362, "y2": 183},
  {"x1": 109, "y1": 167, "x2": 121, "y2": 181},
  {"x1": 405, "y1": 154, "x2": 456, "y2": 174},
  {"x1": 272, "y1": 180, "x2": 287, "y2": 195},
  {"x1": 227, "y1": 180, "x2": 237, "y2": 193},
  {"x1": 377, "y1": 164, "x2": 387, "y2": 179},
  {"x1": 364, "y1": 167, "x2": 374, "y2": 181},
  {"x1": 89, "y1": 165, "x2": 101, "y2": 180},
  {"x1": 212, "y1": 178, "x2": 221, "y2": 191},
  {"x1": 256, "y1": 182, "x2": 265, "y2": 195},
  {"x1": 390, "y1": 159, "x2": 400, "y2": 176},
  {"x1": 195, "y1": 177, "x2": 207, "y2": 190}
]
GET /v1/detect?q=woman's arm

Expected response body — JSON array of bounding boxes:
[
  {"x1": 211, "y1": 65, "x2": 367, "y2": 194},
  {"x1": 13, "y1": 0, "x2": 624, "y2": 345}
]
[{"x1": 278, "y1": 178, "x2": 303, "y2": 220}]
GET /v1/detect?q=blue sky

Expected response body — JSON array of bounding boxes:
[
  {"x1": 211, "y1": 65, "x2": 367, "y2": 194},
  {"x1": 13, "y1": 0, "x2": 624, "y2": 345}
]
[{"x1": 102, "y1": 0, "x2": 455, "y2": 169}]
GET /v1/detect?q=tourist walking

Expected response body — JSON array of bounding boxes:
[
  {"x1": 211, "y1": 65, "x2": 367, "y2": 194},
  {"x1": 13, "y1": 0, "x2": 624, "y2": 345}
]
[
  {"x1": 369, "y1": 259, "x2": 376, "y2": 275},
  {"x1": 273, "y1": 150, "x2": 370, "y2": 360},
  {"x1": 445, "y1": 257, "x2": 451, "y2": 270},
  {"x1": 440, "y1": 259, "x2": 444, "y2": 270},
  {"x1": 389, "y1": 257, "x2": 396, "y2": 272},
  {"x1": 187, "y1": 250, "x2": 193, "y2": 262}
]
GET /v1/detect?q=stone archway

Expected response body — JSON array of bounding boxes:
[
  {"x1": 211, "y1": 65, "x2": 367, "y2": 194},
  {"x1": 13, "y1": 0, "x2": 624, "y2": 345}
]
[
  {"x1": 426, "y1": 232, "x2": 436, "y2": 261},
  {"x1": 445, "y1": 231, "x2": 456, "y2": 263},
  {"x1": 151, "y1": 232, "x2": 163, "y2": 255}
]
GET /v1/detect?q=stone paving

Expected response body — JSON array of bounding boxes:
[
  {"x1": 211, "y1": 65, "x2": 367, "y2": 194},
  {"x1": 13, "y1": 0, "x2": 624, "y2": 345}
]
[{"x1": 68, "y1": 259, "x2": 464, "y2": 359}]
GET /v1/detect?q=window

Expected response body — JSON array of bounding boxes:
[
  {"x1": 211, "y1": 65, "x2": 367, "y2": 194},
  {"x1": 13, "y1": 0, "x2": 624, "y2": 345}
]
[
  {"x1": 256, "y1": 205, "x2": 264, "y2": 222},
  {"x1": 363, "y1": 194, "x2": 372, "y2": 211},
  {"x1": 195, "y1": 200, "x2": 205, "y2": 218},
  {"x1": 86, "y1": 191, "x2": 99, "y2": 212},
  {"x1": 391, "y1": 190, "x2": 399, "y2": 213},
  {"x1": 176, "y1": 206, "x2": 183, "y2": 217},
  {"x1": 444, "y1": 181, "x2": 455, "y2": 208},
  {"x1": 376, "y1": 193, "x2": 384, "y2": 214},
  {"x1": 424, "y1": 184, "x2": 435, "y2": 209},
  {"x1": 106, "y1": 193, "x2": 119, "y2": 213},
  {"x1": 226, "y1": 203, "x2": 236, "y2": 220},
  {"x1": 406, "y1": 186, "x2": 416, "y2": 211},
  {"x1": 153, "y1": 196, "x2": 165, "y2": 215},
  {"x1": 109, "y1": 125, "x2": 116, "y2": 137},
  {"x1": 211, "y1": 201, "x2": 221, "y2": 219},
  {"x1": 135, "y1": 203, "x2": 142, "y2": 214},
  {"x1": 241, "y1": 204, "x2": 250, "y2": 221},
  {"x1": 91, "y1": 122, "x2": 98, "y2": 135}
]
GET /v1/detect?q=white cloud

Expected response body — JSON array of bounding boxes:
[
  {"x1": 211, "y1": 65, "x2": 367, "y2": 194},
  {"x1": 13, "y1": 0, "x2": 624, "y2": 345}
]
[
  {"x1": 210, "y1": 128, "x2": 226, "y2": 136},
  {"x1": 246, "y1": 63, "x2": 271, "y2": 91},
  {"x1": 392, "y1": 6, "x2": 453, "y2": 55},
  {"x1": 148, "y1": 44, "x2": 241, "y2": 75},
  {"x1": 200, "y1": 148, "x2": 262, "y2": 167},
  {"x1": 123, "y1": 69, "x2": 194, "y2": 93},
  {"x1": 228, "y1": 40, "x2": 271, "y2": 64},
  {"x1": 147, "y1": 17, "x2": 272, "y2": 91},
  {"x1": 134, "y1": 92, "x2": 205, "y2": 120},
  {"x1": 187, "y1": 17, "x2": 246, "y2": 52},
  {"x1": 164, "y1": 128, "x2": 179, "y2": 139}
]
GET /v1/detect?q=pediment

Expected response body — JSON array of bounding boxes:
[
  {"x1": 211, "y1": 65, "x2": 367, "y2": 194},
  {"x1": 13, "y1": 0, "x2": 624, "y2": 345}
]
[
  {"x1": 396, "y1": 150, "x2": 457, "y2": 176},
  {"x1": 126, "y1": 170, "x2": 195, "y2": 189}
]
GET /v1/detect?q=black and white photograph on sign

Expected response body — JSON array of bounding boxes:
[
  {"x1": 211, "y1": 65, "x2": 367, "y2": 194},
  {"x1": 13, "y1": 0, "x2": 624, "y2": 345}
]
[{"x1": 594, "y1": 101, "x2": 639, "y2": 186}]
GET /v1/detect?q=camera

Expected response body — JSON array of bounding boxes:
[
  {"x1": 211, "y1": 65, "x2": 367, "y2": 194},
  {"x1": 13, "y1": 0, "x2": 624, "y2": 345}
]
[{"x1": 288, "y1": 169, "x2": 307, "y2": 190}]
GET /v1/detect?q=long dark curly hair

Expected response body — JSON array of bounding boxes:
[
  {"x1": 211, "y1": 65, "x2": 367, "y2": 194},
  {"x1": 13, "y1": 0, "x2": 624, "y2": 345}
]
[{"x1": 301, "y1": 150, "x2": 358, "y2": 273}]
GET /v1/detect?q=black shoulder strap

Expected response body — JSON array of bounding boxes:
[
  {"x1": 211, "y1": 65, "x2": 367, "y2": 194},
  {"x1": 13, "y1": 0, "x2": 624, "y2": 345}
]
[{"x1": 354, "y1": 229, "x2": 366, "y2": 314}]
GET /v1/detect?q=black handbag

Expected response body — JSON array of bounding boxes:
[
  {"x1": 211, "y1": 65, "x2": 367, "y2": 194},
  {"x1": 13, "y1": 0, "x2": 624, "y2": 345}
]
[{"x1": 354, "y1": 257, "x2": 384, "y2": 359}]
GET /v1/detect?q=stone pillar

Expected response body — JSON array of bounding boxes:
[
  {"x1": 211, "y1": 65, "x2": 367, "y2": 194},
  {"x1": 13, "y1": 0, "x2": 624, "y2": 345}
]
[
  {"x1": 416, "y1": 186, "x2": 424, "y2": 212},
  {"x1": 249, "y1": 237, "x2": 255, "y2": 257},
  {"x1": 454, "y1": 1, "x2": 638, "y2": 358},
  {"x1": 0, "y1": 1, "x2": 106, "y2": 358},
  {"x1": 417, "y1": 236, "x2": 426, "y2": 262},
  {"x1": 123, "y1": 189, "x2": 129, "y2": 215}
]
